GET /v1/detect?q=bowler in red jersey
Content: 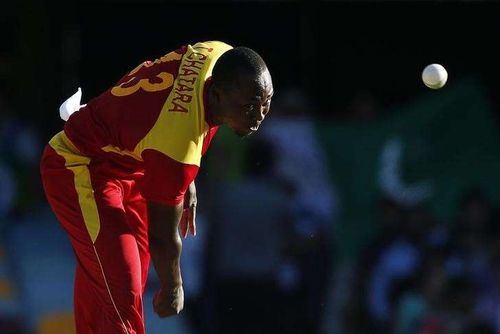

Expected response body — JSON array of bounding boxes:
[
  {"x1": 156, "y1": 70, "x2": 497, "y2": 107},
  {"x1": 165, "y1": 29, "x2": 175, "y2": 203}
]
[{"x1": 40, "y1": 41, "x2": 273, "y2": 334}]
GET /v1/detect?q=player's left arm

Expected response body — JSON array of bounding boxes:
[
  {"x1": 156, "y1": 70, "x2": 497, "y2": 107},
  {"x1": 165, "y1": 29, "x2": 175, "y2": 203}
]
[{"x1": 178, "y1": 126, "x2": 219, "y2": 238}]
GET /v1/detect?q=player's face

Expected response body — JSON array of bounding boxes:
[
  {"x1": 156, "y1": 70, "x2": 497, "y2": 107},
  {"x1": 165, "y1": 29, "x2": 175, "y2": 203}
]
[{"x1": 221, "y1": 70, "x2": 274, "y2": 137}]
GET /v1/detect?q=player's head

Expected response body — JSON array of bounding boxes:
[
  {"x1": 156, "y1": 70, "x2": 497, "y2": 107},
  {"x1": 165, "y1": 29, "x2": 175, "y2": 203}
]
[{"x1": 209, "y1": 46, "x2": 273, "y2": 137}]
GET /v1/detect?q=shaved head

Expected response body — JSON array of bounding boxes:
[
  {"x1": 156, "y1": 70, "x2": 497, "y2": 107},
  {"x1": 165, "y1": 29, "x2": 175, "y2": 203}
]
[{"x1": 212, "y1": 47, "x2": 268, "y2": 91}]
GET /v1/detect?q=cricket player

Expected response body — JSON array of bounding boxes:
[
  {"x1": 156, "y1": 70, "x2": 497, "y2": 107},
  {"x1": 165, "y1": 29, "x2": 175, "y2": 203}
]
[{"x1": 40, "y1": 40, "x2": 273, "y2": 334}]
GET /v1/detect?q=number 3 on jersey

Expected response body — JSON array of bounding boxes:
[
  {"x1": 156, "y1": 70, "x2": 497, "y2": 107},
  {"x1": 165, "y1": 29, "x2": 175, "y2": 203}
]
[
  {"x1": 111, "y1": 72, "x2": 174, "y2": 97},
  {"x1": 111, "y1": 51, "x2": 182, "y2": 97}
]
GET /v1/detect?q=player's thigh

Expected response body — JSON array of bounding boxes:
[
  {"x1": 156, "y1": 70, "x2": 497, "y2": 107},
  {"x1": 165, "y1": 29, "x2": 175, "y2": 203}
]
[
  {"x1": 75, "y1": 172, "x2": 145, "y2": 334},
  {"x1": 89, "y1": 175, "x2": 144, "y2": 299},
  {"x1": 42, "y1": 147, "x2": 143, "y2": 303},
  {"x1": 122, "y1": 180, "x2": 150, "y2": 286},
  {"x1": 40, "y1": 144, "x2": 95, "y2": 254}
]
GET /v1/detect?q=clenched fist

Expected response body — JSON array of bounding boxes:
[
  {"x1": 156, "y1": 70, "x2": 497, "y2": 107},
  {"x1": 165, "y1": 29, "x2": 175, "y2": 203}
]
[{"x1": 153, "y1": 285, "x2": 184, "y2": 318}]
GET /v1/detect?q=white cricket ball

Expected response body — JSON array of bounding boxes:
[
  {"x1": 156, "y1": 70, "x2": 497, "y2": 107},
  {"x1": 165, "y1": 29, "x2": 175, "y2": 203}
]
[{"x1": 422, "y1": 63, "x2": 448, "y2": 89}]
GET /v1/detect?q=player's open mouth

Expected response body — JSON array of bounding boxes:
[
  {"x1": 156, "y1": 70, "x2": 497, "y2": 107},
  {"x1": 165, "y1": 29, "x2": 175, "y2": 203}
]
[{"x1": 249, "y1": 122, "x2": 260, "y2": 131}]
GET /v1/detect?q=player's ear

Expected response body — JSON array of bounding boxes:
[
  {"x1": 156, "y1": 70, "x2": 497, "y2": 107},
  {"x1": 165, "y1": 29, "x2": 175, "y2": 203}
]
[{"x1": 210, "y1": 82, "x2": 224, "y2": 104}]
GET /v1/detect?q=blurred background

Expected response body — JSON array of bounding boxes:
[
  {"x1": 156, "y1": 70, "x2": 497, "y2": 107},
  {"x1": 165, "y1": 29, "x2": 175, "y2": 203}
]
[{"x1": 1, "y1": 0, "x2": 500, "y2": 333}]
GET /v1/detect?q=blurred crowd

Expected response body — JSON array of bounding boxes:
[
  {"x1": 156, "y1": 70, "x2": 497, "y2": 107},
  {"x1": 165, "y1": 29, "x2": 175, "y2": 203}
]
[
  {"x1": 1, "y1": 81, "x2": 500, "y2": 334},
  {"x1": 328, "y1": 190, "x2": 500, "y2": 334},
  {"x1": 0, "y1": 92, "x2": 47, "y2": 333}
]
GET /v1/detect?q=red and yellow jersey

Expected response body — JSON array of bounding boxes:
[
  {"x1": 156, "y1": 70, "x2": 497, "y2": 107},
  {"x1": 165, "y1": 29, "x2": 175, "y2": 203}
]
[{"x1": 60, "y1": 41, "x2": 233, "y2": 205}]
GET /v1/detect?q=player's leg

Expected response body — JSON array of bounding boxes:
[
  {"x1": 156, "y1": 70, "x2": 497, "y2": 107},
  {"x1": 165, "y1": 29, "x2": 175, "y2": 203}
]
[
  {"x1": 88, "y1": 180, "x2": 145, "y2": 334},
  {"x1": 74, "y1": 264, "x2": 97, "y2": 334},
  {"x1": 121, "y1": 179, "x2": 150, "y2": 294},
  {"x1": 40, "y1": 137, "x2": 146, "y2": 334},
  {"x1": 41, "y1": 144, "x2": 98, "y2": 334}
]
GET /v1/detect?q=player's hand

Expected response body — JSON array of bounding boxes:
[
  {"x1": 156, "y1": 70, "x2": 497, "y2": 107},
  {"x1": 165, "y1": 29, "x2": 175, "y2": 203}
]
[
  {"x1": 179, "y1": 206, "x2": 196, "y2": 239},
  {"x1": 180, "y1": 182, "x2": 197, "y2": 238},
  {"x1": 153, "y1": 286, "x2": 184, "y2": 318}
]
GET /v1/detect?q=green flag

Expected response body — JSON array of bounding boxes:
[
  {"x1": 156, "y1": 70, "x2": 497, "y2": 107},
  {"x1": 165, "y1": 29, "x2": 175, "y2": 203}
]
[{"x1": 317, "y1": 78, "x2": 500, "y2": 259}]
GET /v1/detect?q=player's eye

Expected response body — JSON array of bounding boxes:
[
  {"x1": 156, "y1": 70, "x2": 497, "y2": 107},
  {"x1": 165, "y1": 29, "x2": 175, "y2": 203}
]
[{"x1": 244, "y1": 104, "x2": 255, "y2": 115}]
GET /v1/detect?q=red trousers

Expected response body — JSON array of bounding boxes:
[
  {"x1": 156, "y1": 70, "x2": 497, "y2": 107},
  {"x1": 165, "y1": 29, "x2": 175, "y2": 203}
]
[{"x1": 40, "y1": 131, "x2": 150, "y2": 334}]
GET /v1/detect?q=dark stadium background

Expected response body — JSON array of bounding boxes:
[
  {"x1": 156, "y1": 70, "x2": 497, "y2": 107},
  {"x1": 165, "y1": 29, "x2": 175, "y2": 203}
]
[
  {"x1": 2, "y1": 1, "x2": 499, "y2": 135},
  {"x1": 2, "y1": 1, "x2": 500, "y2": 334}
]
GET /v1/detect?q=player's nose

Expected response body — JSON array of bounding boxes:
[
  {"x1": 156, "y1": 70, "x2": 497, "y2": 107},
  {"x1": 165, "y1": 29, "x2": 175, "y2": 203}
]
[{"x1": 254, "y1": 107, "x2": 265, "y2": 122}]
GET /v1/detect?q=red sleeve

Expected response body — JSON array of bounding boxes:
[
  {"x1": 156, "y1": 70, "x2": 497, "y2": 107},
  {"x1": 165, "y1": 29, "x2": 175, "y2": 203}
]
[
  {"x1": 202, "y1": 126, "x2": 219, "y2": 155},
  {"x1": 141, "y1": 149, "x2": 199, "y2": 206}
]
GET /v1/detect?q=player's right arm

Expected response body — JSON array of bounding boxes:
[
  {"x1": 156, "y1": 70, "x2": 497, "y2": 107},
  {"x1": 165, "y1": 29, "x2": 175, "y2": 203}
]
[
  {"x1": 141, "y1": 149, "x2": 199, "y2": 317},
  {"x1": 147, "y1": 200, "x2": 185, "y2": 317}
]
